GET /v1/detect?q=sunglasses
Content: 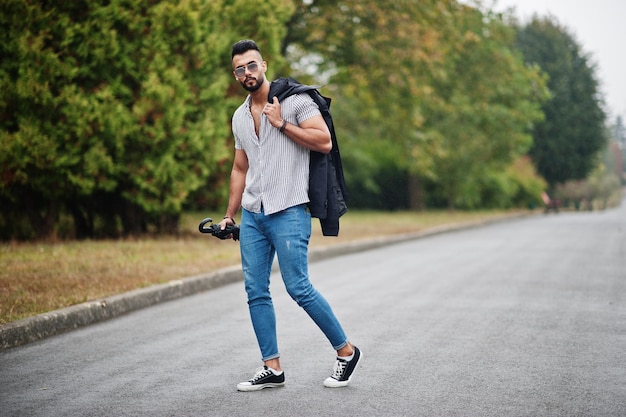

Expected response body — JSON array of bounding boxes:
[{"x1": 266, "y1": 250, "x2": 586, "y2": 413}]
[{"x1": 233, "y1": 62, "x2": 261, "y2": 78}]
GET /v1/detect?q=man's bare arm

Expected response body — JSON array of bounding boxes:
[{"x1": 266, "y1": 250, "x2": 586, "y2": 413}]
[{"x1": 222, "y1": 149, "x2": 248, "y2": 227}]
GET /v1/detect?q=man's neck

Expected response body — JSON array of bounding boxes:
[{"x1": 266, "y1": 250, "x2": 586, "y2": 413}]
[{"x1": 250, "y1": 80, "x2": 270, "y2": 106}]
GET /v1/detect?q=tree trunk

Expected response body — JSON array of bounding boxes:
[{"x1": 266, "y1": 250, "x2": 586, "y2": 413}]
[{"x1": 408, "y1": 173, "x2": 425, "y2": 211}]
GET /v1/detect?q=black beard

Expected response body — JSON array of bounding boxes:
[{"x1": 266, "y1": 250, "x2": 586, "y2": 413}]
[{"x1": 241, "y1": 75, "x2": 264, "y2": 92}]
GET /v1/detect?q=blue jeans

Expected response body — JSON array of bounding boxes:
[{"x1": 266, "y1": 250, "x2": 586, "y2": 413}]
[{"x1": 240, "y1": 204, "x2": 348, "y2": 361}]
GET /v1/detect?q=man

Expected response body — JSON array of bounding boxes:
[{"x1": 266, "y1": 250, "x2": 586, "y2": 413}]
[{"x1": 219, "y1": 39, "x2": 361, "y2": 391}]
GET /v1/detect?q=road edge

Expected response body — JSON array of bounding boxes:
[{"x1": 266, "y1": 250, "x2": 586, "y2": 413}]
[{"x1": 0, "y1": 214, "x2": 528, "y2": 349}]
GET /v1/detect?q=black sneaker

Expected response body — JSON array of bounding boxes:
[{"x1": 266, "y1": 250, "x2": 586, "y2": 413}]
[
  {"x1": 237, "y1": 366, "x2": 285, "y2": 392},
  {"x1": 323, "y1": 346, "x2": 362, "y2": 387}
]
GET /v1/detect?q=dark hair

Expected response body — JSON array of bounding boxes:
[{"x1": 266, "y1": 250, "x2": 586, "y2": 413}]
[{"x1": 231, "y1": 39, "x2": 261, "y2": 59}]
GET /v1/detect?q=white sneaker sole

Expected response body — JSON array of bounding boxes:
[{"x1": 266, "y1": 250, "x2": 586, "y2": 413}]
[
  {"x1": 323, "y1": 378, "x2": 350, "y2": 388},
  {"x1": 237, "y1": 382, "x2": 285, "y2": 392}
]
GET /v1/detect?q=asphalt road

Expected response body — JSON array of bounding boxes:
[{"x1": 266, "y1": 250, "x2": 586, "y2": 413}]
[{"x1": 1, "y1": 202, "x2": 625, "y2": 417}]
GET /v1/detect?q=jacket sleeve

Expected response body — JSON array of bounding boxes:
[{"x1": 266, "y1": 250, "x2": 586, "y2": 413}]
[
  {"x1": 318, "y1": 152, "x2": 347, "y2": 236},
  {"x1": 308, "y1": 150, "x2": 328, "y2": 220}
]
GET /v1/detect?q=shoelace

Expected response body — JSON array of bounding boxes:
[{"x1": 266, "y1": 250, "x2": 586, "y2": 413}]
[
  {"x1": 250, "y1": 366, "x2": 273, "y2": 382},
  {"x1": 330, "y1": 359, "x2": 348, "y2": 379}
]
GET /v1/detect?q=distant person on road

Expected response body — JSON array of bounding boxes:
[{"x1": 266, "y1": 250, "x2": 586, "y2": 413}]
[{"x1": 218, "y1": 39, "x2": 361, "y2": 392}]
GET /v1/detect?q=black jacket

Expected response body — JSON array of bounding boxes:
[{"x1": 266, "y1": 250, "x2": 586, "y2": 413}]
[{"x1": 268, "y1": 78, "x2": 347, "y2": 236}]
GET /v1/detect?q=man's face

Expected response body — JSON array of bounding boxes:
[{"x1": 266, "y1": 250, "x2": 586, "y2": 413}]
[{"x1": 232, "y1": 50, "x2": 266, "y2": 92}]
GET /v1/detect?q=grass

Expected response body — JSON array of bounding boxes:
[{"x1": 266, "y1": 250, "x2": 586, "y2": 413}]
[{"x1": 0, "y1": 209, "x2": 524, "y2": 325}]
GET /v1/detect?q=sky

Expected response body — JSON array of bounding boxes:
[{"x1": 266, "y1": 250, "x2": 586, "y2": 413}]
[{"x1": 474, "y1": 0, "x2": 626, "y2": 123}]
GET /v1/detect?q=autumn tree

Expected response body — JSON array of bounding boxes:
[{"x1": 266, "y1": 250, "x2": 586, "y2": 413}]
[
  {"x1": 422, "y1": 5, "x2": 548, "y2": 208},
  {"x1": 287, "y1": 0, "x2": 451, "y2": 209},
  {"x1": 286, "y1": 0, "x2": 547, "y2": 209}
]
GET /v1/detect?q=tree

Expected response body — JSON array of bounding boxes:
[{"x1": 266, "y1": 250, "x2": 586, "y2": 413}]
[
  {"x1": 515, "y1": 16, "x2": 607, "y2": 188},
  {"x1": 0, "y1": 0, "x2": 293, "y2": 239},
  {"x1": 613, "y1": 116, "x2": 626, "y2": 184},
  {"x1": 608, "y1": 116, "x2": 625, "y2": 184},
  {"x1": 614, "y1": 116, "x2": 626, "y2": 149},
  {"x1": 286, "y1": 0, "x2": 547, "y2": 209},
  {"x1": 420, "y1": 4, "x2": 548, "y2": 208},
  {"x1": 286, "y1": 0, "x2": 457, "y2": 207}
]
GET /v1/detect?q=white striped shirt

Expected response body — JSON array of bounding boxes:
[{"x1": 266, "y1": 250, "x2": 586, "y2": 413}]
[{"x1": 232, "y1": 90, "x2": 321, "y2": 215}]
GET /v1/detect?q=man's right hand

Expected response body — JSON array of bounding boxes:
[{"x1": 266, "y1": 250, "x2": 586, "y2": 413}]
[{"x1": 198, "y1": 217, "x2": 240, "y2": 241}]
